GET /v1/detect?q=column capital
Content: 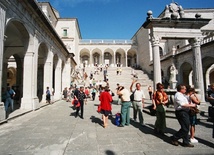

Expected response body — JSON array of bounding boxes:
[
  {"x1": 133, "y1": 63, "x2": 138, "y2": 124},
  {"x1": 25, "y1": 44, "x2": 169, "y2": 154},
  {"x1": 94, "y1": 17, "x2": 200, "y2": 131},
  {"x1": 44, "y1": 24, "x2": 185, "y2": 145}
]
[
  {"x1": 151, "y1": 36, "x2": 160, "y2": 46},
  {"x1": 189, "y1": 37, "x2": 202, "y2": 47}
]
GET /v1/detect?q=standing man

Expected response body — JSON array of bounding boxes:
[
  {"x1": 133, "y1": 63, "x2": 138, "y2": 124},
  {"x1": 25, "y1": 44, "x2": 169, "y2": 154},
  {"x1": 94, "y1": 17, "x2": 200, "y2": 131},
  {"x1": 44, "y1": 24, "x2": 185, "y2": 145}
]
[
  {"x1": 117, "y1": 86, "x2": 131, "y2": 127},
  {"x1": 171, "y1": 84, "x2": 196, "y2": 147},
  {"x1": 130, "y1": 79, "x2": 146, "y2": 126},
  {"x1": 5, "y1": 86, "x2": 15, "y2": 117}
]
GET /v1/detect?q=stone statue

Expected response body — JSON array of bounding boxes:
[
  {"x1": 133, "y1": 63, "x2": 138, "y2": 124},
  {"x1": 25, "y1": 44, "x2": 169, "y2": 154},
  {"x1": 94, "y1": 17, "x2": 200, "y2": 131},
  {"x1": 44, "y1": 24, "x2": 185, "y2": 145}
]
[{"x1": 169, "y1": 65, "x2": 178, "y2": 83}]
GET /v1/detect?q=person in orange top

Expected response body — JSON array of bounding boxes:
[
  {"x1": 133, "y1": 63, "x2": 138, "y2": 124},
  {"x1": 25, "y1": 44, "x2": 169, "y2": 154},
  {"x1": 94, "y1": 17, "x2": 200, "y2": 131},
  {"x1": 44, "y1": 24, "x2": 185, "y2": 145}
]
[
  {"x1": 152, "y1": 83, "x2": 168, "y2": 135},
  {"x1": 99, "y1": 86, "x2": 112, "y2": 128}
]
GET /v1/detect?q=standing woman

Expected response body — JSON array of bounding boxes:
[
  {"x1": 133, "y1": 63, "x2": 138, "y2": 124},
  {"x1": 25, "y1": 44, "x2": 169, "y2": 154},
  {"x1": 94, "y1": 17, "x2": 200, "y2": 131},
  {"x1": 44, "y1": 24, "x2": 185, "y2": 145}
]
[
  {"x1": 46, "y1": 87, "x2": 51, "y2": 104},
  {"x1": 99, "y1": 86, "x2": 112, "y2": 128},
  {"x1": 152, "y1": 83, "x2": 168, "y2": 135},
  {"x1": 76, "y1": 86, "x2": 86, "y2": 119},
  {"x1": 186, "y1": 87, "x2": 200, "y2": 143}
]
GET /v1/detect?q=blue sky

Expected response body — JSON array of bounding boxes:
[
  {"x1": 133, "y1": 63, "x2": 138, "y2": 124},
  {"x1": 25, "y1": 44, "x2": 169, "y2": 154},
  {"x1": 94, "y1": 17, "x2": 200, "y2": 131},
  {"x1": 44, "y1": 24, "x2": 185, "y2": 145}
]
[{"x1": 44, "y1": 0, "x2": 214, "y2": 39}]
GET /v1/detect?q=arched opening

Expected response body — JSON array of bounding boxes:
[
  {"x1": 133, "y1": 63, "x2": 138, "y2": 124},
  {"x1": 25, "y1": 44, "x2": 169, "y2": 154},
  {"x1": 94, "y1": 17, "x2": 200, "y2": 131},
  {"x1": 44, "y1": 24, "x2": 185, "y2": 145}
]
[
  {"x1": 3, "y1": 20, "x2": 29, "y2": 111},
  {"x1": 37, "y1": 43, "x2": 48, "y2": 102},
  {"x1": 180, "y1": 62, "x2": 192, "y2": 86}
]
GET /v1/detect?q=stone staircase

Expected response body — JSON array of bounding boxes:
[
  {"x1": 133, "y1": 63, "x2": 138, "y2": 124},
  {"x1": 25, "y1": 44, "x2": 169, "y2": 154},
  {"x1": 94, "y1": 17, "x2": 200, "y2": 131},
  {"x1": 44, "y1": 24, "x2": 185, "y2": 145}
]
[
  {"x1": 84, "y1": 67, "x2": 153, "y2": 99},
  {"x1": 83, "y1": 66, "x2": 210, "y2": 121}
]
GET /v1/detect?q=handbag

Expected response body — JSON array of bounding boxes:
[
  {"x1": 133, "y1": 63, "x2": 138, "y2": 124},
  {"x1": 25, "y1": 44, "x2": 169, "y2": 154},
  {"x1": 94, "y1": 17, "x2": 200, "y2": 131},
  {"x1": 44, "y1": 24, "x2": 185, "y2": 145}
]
[
  {"x1": 97, "y1": 105, "x2": 101, "y2": 113},
  {"x1": 189, "y1": 107, "x2": 200, "y2": 116},
  {"x1": 130, "y1": 89, "x2": 136, "y2": 102}
]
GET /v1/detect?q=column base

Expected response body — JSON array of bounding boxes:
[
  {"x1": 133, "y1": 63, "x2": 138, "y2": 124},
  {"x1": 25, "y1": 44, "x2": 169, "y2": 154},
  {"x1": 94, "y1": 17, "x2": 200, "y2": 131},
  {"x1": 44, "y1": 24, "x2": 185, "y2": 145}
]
[
  {"x1": 21, "y1": 97, "x2": 39, "y2": 110},
  {"x1": 170, "y1": 81, "x2": 177, "y2": 89},
  {"x1": 0, "y1": 102, "x2": 6, "y2": 121}
]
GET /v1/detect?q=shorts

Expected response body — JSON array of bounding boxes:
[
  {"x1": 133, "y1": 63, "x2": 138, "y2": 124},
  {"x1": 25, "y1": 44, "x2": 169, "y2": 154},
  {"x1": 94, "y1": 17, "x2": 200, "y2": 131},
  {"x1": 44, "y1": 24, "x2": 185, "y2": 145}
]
[
  {"x1": 101, "y1": 110, "x2": 111, "y2": 117},
  {"x1": 190, "y1": 114, "x2": 197, "y2": 126}
]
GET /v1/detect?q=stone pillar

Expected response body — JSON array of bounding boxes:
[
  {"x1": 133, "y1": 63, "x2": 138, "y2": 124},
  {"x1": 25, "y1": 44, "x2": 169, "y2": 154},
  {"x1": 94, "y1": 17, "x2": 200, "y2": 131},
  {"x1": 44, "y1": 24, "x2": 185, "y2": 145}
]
[
  {"x1": 54, "y1": 59, "x2": 62, "y2": 100},
  {"x1": 43, "y1": 52, "x2": 53, "y2": 102},
  {"x1": 113, "y1": 52, "x2": 116, "y2": 67},
  {"x1": 21, "y1": 52, "x2": 39, "y2": 110},
  {"x1": 62, "y1": 58, "x2": 71, "y2": 90},
  {"x1": 125, "y1": 52, "x2": 127, "y2": 67},
  {"x1": 0, "y1": 4, "x2": 6, "y2": 120},
  {"x1": 90, "y1": 51, "x2": 93, "y2": 67},
  {"x1": 151, "y1": 36, "x2": 162, "y2": 89},
  {"x1": 190, "y1": 38, "x2": 205, "y2": 102}
]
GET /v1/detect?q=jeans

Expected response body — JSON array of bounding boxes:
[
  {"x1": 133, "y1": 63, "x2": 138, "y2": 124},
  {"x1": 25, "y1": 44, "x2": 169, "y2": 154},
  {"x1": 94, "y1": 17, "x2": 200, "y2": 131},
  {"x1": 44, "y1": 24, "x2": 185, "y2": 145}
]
[
  {"x1": 121, "y1": 101, "x2": 131, "y2": 126},
  {"x1": 5, "y1": 98, "x2": 14, "y2": 112},
  {"x1": 173, "y1": 110, "x2": 190, "y2": 144}
]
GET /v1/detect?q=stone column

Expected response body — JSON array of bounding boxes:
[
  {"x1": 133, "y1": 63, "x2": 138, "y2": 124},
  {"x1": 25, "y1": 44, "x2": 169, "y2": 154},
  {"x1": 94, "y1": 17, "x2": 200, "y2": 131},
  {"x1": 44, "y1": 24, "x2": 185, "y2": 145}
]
[
  {"x1": 21, "y1": 52, "x2": 39, "y2": 110},
  {"x1": 62, "y1": 58, "x2": 71, "y2": 90},
  {"x1": 43, "y1": 52, "x2": 53, "y2": 102},
  {"x1": 151, "y1": 36, "x2": 162, "y2": 89},
  {"x1": 190, "y1": 38, "x2": 205, "y2": 102},
  {"x1": 125, "y1": 52, "x2": 128, "y2": 67},
  {"x1": 54, "y1": 59, "x2": 62, "y2": 100},
  {"x1": 0, "y1": 2, "x2": 7, "y2": 120},
  {"x1": 90, "y1": 51, "x2": 93, "y2": 67},
  {"x1": 113, "y1": 52, "x2": 116, "y2": 67}
]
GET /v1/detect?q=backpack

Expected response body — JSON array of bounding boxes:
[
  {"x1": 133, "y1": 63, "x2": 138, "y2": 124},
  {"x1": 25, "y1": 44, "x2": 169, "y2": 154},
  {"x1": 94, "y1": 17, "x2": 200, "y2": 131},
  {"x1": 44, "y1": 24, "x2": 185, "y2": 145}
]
[
  {"x1": 115, "y1": 113, "x2": 121, "y2": 126},
  {"x1": 130, "y1": 89, "x2": 136, "y2": 102}
]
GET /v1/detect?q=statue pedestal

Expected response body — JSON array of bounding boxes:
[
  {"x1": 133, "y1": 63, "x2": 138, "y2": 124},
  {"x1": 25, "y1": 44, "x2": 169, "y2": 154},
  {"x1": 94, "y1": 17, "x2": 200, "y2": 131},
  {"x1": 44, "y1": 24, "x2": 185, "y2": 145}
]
[{"x1": 170, "y1": 81, "x2": 177, "y2": 89}]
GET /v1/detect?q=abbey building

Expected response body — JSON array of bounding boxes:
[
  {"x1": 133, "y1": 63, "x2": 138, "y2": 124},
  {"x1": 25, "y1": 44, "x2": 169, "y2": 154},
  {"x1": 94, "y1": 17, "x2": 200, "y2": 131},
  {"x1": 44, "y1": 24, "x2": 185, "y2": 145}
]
[{"x1": 0, "y1": 0, "x2": 213, "y2": 120}]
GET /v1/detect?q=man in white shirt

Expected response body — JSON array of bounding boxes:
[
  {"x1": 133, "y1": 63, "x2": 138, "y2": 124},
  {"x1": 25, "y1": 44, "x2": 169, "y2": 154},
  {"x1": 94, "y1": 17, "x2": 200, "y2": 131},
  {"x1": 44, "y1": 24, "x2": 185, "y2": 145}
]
[
  {"x1": 130, "y1": 79, "x2": 145, "y2": 126},
  {"x1": 117, "y1": 86, "x2": 131, "y2": 127},
  {"x1": 171, "y1": 84, "x2": 196, "y2": 147}
]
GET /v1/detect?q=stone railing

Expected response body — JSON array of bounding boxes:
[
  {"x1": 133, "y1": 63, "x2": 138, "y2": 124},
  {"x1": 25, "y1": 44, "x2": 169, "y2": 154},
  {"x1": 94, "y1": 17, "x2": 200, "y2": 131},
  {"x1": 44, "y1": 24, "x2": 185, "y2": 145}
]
[{"x1": 79, "y1": 39, "x2": 132, "y2": 45}]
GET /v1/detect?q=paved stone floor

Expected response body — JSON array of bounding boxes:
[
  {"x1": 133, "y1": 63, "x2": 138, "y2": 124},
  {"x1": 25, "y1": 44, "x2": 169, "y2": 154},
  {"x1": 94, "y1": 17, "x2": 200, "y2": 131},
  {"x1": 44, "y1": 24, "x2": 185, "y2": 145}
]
[{"x1": 0, "y1": 97, "x2": 214, "y2": 155}]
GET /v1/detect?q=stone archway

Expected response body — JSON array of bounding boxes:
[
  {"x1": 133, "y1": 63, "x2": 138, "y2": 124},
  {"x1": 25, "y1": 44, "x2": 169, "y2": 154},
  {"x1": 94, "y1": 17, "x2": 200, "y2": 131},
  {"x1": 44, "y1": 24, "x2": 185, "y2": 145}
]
[
  {"x1": 127, "y1": 48, "x2": 137, "y2": 67},
  {"x1": 3, "y1": 20, "x2": 29, "y2": 110},
  {"x1": 180, "y1": 62, "x2": 192, "y2": 86},
  {"x1": 143, "y1": 2, "x2": 210, "y2": 100},
  {"x1": 37, "y1": 42, "x2": 48, "y2": 102}
]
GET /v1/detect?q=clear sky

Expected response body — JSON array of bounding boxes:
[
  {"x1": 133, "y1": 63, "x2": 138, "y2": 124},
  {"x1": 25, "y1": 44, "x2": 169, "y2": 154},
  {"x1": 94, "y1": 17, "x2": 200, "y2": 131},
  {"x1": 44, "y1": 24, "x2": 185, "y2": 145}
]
[{"x1": 42, "y1": 0, "x2": 214, "y2": 39}]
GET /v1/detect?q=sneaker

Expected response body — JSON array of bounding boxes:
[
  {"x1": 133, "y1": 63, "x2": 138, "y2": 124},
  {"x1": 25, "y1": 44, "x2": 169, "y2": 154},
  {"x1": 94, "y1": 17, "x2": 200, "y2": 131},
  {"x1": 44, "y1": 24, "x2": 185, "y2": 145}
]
[
  {"x1": 134, "y1": 119, "x2": 137, "y2": 122},
  {"x1": 190, "y1": 138, "x2": 198, "y2": 143}
]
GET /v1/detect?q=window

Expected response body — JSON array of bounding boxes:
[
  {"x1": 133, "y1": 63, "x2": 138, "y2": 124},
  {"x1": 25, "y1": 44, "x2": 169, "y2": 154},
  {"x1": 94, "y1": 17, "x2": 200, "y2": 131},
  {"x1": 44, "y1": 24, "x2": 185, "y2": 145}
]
[{"x1": 63, "y1": 29, "x2": 67, "y2": 37}]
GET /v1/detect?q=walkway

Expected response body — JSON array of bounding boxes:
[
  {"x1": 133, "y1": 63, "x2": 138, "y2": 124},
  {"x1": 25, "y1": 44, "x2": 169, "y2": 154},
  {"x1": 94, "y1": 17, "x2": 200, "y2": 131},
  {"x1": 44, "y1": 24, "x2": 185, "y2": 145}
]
[{"x1": 0, "y1": 97, "x2": 213, "y2": 154}]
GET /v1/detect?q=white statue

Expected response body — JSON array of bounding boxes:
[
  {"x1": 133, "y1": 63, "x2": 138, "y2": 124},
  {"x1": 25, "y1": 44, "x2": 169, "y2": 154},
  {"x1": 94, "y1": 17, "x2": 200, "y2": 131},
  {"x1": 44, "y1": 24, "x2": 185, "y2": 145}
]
[{"x1": 169, "y1": 65, "x2": 178, "y2": 82}]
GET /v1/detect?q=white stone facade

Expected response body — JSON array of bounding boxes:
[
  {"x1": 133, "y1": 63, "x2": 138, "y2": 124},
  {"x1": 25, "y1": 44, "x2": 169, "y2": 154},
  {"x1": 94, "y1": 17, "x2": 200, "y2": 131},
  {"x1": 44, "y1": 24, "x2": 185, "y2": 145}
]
[
  {"x1": 0, "y1": 1, "x2": 214, "y2": 121},
  {"x1": 0, "y1": 0, "x2": 76, "y2": 121}
]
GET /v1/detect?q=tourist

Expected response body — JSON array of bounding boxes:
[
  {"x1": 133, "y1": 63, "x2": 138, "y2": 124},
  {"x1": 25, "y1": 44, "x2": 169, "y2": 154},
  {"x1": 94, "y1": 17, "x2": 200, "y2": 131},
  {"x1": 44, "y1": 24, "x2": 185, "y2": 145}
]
[
  {"x1": 99, "y1": 86, "x2": 112, "y2": 128},
  {"x1": 207, "y1": 83, "x2": 214, "y2": 106},
  {"x1": 76, "y1": 86, "x2": 86, "y2": 119},
  {"x1": 152, "y1": 83, "x2": 168, "y2": 135},
  {"x1": 185, "y1": 87, "x2": 200, "y2": 143},
  {"x1": 148, "y1": 85, "x2": 153, "y2": 100},
  {"x1": 171, "y1": 84, "x2": 196, "y2": 147},
  {"x1": 117, "y1": 85, "x2": 131, "y2": 127},
  {"x1": 91, "y1": 87, "x2": 97, "y2": 101},
  {"x1": 46, "y1": 87, "x2": 51, "y2": 104},
  {"x1": 130, "y1": 79, "x2": 146, "y2": 126}
]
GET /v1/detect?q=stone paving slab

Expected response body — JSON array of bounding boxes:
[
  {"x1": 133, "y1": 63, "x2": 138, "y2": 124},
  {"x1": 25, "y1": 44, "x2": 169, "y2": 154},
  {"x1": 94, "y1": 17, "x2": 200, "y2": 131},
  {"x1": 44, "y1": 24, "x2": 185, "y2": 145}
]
[{"x1": 0, "y1": 98, "x2": 213, "y2": 155}]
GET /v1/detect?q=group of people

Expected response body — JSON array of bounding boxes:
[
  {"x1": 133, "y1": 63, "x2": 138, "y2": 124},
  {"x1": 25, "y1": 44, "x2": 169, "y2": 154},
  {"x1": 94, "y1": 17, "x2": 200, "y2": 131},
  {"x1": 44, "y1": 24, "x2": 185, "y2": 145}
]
[
  {"x1": 151, "y1": 83, "x2": 201, "y2": 147},
  {"x1": 64, "y1": 66, "x2": 213, "y2": 148}
]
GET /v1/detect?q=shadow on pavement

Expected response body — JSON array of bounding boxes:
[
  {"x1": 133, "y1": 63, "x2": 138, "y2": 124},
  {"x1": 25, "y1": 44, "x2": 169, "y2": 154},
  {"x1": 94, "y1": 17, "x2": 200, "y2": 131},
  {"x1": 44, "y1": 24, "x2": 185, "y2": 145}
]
[
  {"x1": 195, "y1": 137, "x2": 214, "y2": 149},
  {"x1": 130, "y1": 120, "x2": 173, "y2": 145},
  {"x1": 105, "y1": 150, "x2": 116, "y2": 155},
  {"x1": 90, "y1": 115, "x2": 103, "y2": 127}
]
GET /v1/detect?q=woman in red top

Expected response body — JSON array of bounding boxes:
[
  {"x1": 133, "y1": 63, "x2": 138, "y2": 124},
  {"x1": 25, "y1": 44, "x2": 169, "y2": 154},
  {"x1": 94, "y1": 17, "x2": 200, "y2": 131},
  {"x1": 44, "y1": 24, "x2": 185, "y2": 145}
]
[{"x1": 99, "y1": 86, "x2": 112, "y2": 128}]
